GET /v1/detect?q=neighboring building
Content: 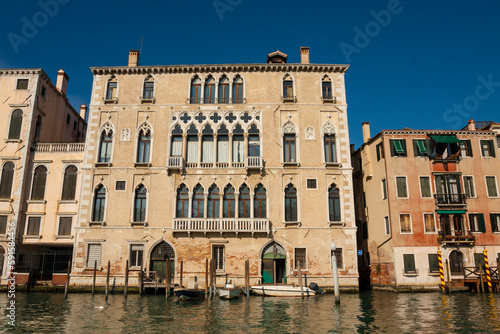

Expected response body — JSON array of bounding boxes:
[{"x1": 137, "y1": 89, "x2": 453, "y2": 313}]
[
  {"x1": 353, "y1": 121, "x2": 500, "y2": 290},
  {"x1": 0, "y1": 68, "x2": 86, "y2": 283},
  {"x1": 71, "y1": 48, "x2": 359, "y2": 289}
]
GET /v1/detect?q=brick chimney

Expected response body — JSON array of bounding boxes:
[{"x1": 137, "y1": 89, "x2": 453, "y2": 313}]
[
  {"x1": 56, "y1": 69, "x2": 69, "y2": 95},
  {"x1": 467, "y1": 119, "x2": 476, "y2": 131},
  {"x1": 300, "y1": 47, "x2": 310, "y2": 64},
  {"x1": 128, "y1": 50, "x2": 140, "y2": 67},
  {"x1": 362, "y1": 122, "x2": 371, "y2": 143},
  {"x1": 80, "y1": 104, "x2": 88, "y2": 120}
]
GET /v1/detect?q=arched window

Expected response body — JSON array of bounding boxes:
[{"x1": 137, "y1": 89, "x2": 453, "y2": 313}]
[
  {"x1": 217, "y1": 125, "x2": 229, "y2": 163},
  {"x1": 207, "y1": 185, "x2": 220, "y2": 218},
  {"x1": 282, "y1": 74, "x2": 294, "y2": 100},
  {"x1": 99, "y1": 129, "x2": 113, "y2": 163},
  {"x1": 233, "y1": 124, "x2": 244, "y2": 163},
  {"x1": 284, "y1": 184, "x2": 297, "y2": 222},
  {"x1": 34, "y1": 115, "x2": 42, "y2": 142},
  {"x1": 0, "y1": 162, "x2": 15, "y2": 199},
  {"x1": 283, "y1": 123, "x2": 296, "y2": 163},
  {"x1": 232, "y1": 76, "x2": 243, "y2": 103},
  {"x1": 324, "y1": 134, "x2": 336, "y2": 163},
  {"x1": 170, "y1": 124, "x2": 183, "y2": 157},
  {"x1": 186, "y1": 125, "x2": 199, "y2": 164},
  {"x1": 8, "y1": 109, "x2": 23, "y2": 139},
  {"x1": 204, "y1": 76, "x2": 215, "y2": 104},
  {"x1": 137, "y1": 125, "x2": 151, "y2": 163},
  {"x1": 328, "y1": 184, "x2": 341, "y2": 222},
  {"x1": 238, "y1": 184, "x2": 250, "y2": 218},
  {"x1": 322, "y1": 76, "x2": 332, "y2": 100},
  {"x1": 190, "y1": 76, "x2": 201, "y2": 103},
  {"x1": 248, "y1": 124, "x2": 260, "y2": 157},
  {"x1": 202, "y1": 125, "x2": 214, "y2": 163},
  {"x1": 134, "y1": 185, "x2": 147, "y2": 222},
  {"x1": 218, "y1": 76, "x2": 229, "y2": 103},
  {"x1": 143, "y1": 76, "x2": 154, "y2": 99},
  {"x1": 254, "y1": 184, "x2": 266, "y2": 218},
  {"x1": 106, "y1": 77, "x2": 118, "y2": 100},
  {"x1": 61, "y1": 165, "x2": 78, "y2": 200},
  {"x1": 31, "y1": 165, "x2": 47, "y2": 200},
  {"x1": 192, "y1": 184, "x2": 204, "y2": 218},
  {"x1": 223, "y1": 185, "x2": 235, "y2": 218},
  {"x1": 92, "y1": 185, "x2": 106, "y2": 222},
  {"x1": 176, "y1": 184, "x2": 189, "y2": 218}
]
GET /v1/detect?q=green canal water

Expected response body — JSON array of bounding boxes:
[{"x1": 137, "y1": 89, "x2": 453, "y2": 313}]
[{"x1": 1, "y1": 290, "x2": 500, "y2": 333}]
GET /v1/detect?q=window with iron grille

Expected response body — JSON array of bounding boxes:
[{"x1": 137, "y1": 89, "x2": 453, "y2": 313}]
[
  {"x1": 306, "y1": 179, "x2": 317, "y2": 189},
  {"x1": 116, "y1": 181, "x2": 126, "y2": 191},
  {"x1": 130, "y1": 244, "x2": 144, "y2": 268},
  {"x1": 294, "y1": 248, "x2": 307, "y2": 270},
  {"x1": 16, "y1": 79, "x2": 28, "y2": 90}
]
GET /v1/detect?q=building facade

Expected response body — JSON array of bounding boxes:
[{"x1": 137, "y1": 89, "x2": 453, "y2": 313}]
[
  {"x1": 353, "y1": 121, "x2": 500, "y2": 290},
  {"x1": 0, "y1": 68, "x2": 86, "y2": 283},
  {"x1": 71, "y1": 48, "x2": 359, "y2": 288}
]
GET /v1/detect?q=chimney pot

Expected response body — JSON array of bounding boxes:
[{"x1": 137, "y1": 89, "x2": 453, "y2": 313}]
[
  {"x1": 362, "y1": 122, "x2": 371, "y2": 143},
  {"x1": 128, "y1": 50, "x2": 140, "y2": 67},
  {"x1": 56, "y1": 69, "x2": 69, "y2": 95},
  {"x1": 300, "y1": 47, "x2": 310, "y2": 64},
  {"x1": 467, "y1": 119, "x2": 476, "y2": 131},
  {"x1": 80, "y1": 104, "x2": 88, "y2": 120}
]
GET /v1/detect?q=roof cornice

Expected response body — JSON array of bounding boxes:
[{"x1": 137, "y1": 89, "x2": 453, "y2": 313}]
[
  {"x1": 379, "y1": 129, "x2": 495, "y2": 136},
  {"x1": 90, "y1": 63, "x2": 349, "y2": 75},
  {"x1": 0, "y1": 68, "x2": 45, "y2": 76}
]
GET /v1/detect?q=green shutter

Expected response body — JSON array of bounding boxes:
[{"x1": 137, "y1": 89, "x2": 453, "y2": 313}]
[
  {"x1": 490, "y1": 140, "x2": 496, "y2": 158},
  {"x1": 393, "y1": 140, "x2": 404, "y2": 154},
  {"x1": 479, "y1": 214, "x2": 486, "y2": 233},
  {"x1": 403, "y1": 254, "x2": 416, "y2": 273},
  {"x1": 416, "y1": 140, "x2": 428, "y2": 155},
  {"x1": 413, "y1": 139, "x2": 418, "y2": 157},
  {"x1": 466, "y1": 140, "x2": 473, "y2": 157},
  {"x1": 401, "y1": 139, "x2": 407, "y2": 156}
]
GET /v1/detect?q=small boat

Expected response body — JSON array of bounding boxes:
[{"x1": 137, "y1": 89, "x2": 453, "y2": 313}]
[
  {"x1": 175, "y1": 282, "x2": 205, "y2": 301},
  {"x1": 251, "y1": 285, "x2": 315, "y2": 297},
  {"x1": 218, "y1": 283, "x2": 241, "y2": 300}
]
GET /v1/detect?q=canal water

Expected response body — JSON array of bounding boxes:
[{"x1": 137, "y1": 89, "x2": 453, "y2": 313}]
[{"x1": 1, "y1": 291, "x2": 500, "y2": 333}]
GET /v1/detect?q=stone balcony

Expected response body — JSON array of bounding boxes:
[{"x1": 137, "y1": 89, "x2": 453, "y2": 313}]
[{"x1": 173, "y1": 218, "x2": 270, "y2": 237}]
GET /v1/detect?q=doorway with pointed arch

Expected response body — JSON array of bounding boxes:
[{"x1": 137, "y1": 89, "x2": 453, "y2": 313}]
[
  {"x1": 150, "y1": 241, "x2": 175, "y2": 283},
  {"x1": 262, "y1": 242, "x2": 287, "y2": 284}
]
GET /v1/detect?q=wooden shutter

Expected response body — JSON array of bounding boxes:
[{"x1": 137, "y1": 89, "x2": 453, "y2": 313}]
[
  {"x1": 466, "y1": 140, "x2": 473, "y2": 157},
  {"x1": 413, "y1": 139, "x2": 418, "y2": 156},
  {"x1": 403, "y1": 254, "x2": 416, "y2": 273},
  {"x1": 428, "y1": 254, "x2": 439, "y2": 272},
  {"x1": 479, "y1": 214, "x2": 486, "y2": 233},
  {"x1": 390, "y1": 140, "x2": 396, "y2": 157},
  {"x1": 491, "y1": 214, "x2": 498, "y2": 233},
  {"x1": 87, "y1": 244, "x2": 102, "y2": 267},
  {"x1": 489, "y1": 140, "x2": 496, "y2": 157}
]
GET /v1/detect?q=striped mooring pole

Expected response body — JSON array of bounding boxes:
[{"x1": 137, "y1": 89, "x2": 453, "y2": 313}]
[
  {"x1": 438, "y1": 249, "x2": 445, "y2": 291},
  {"x1": 484, "y1": 248, "x2": 492, "y2": 291}
]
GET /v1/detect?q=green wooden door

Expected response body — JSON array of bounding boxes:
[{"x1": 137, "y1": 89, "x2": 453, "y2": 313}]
[{"x1": 261, "y1": 242, "x2": 286, "y2": 284}]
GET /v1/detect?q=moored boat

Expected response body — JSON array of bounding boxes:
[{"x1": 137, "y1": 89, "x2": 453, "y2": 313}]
[
  {"x1": 251, "y1": 285, "x2": 315, "y2": 297},
  {"x1": 175, "y1": 282, "x2": 205, "y2": 301},
  {"x1": 218, "y1": 284, "x2": 241, "y2": 300}
]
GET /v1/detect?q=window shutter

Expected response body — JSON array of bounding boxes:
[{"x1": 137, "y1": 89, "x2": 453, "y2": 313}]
[
  {"x1": 466, "y1": 140, "x2": 473, "y2": 157},
  {"x1": 413, "y1": 140, "x2": 418, "y2": 156},
  {"x1": 489, "y1": 140, "x2": 496, "y2": 158},
  {"x1": 376, "y1": 145, "x2": 380, "y2": 161},
  {"x1": 403, "y1": 254, "x2": 415, "y2": 272},
  {"x1": 362, "y1": 221, "x2": 368, "y2": 239},
  {"x1": 401, "y1": 139, "x2": 407, "y2": 156},
  {"x1": 479, "y1": 214, "x2": 486, "y2": 233},
  {"x1": 390, "y1": 140, "x2": 396, "y2": 157},
  {"x1": 87, "y1": 244, "x2": 102, "y2": 267}
]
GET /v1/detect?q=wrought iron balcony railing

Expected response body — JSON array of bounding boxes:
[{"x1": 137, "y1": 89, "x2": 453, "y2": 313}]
[{"x1": 434, "y1": 193, "x2": 467, "y2": 206}]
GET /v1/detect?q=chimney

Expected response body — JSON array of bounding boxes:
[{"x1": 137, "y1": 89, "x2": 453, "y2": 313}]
[
  {"x1": 56, "y1": 69, "x2": 69, "y2": 95},
  {"x1": 300, "y1": 47, "x2": 310, "y2": 64},
  {"x1": 80, "y1": 104, "x2": 88, "y2": 120},
  {"x1": 467, "y1": 119, "x2": 476, "y2": 131},
  {"x1": 128, "y1": 50, "x2": 140, "y2": 67},
  {"x1": 362, "y1": 122, "x2": 371, "y2": 143}
]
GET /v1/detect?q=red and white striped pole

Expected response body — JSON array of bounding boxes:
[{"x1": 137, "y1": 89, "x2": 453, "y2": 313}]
[
  {"x1": 484, "y1": 248, "x2": 492, "y2": 291},
  {"x1": 438, "y1": 249, "x2": 445, "y2": 291}
]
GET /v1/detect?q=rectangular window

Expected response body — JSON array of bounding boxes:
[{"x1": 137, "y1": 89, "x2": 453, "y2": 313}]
[
  {"x1": 469, "y1": 213, "x2": 486, "y2": 233},
  {"x1": 283, "y1": 81, "x2": 293, "y2": 98},
  {"x1": 322, "y1": 81, "x2": 332, "y2": 99},
  {"x1": 428, "y1": 254, "x2": 439, "y2": 273},
  {"x1": 486, "y1": 176, "x2": 498, "y2": 197},
  {"x1": 384, "y1": 216, "x2": 391, "y2": 236},
  {"x1": 400, "y1": 214, "x2": 412, "y2": 233},
  {"x1": 130, "y1": 244, "x2": 144, "y2": 268},
  {"x1": 324, "y1": 135, "x2": 336, "y2": 162},
  {"x1": 306, "y1": 179, "x2": 317, "y2": 189},
  {"x1": 187, "y1": 136, "x2": 198, "y2": 163},
  {"x1": 459, "y1": 140, "x2": 473, "y2": 157},
  {"x1": 481, "y1": 140, "x2": 496, "y2": 157},
  {"x1": 0, "y1": 215, "x2": 7, "y2": 234},
  {"x1": 424, "y1": 213, "x2": 436, "y2": 233},
  {"x1": 294, "y1": 248, "x2": 307, "y2": 270},
  {"x1": 403, "y1": 254, "x2": 416, "y2": 273},
  {"x1": 232, "y1": 136, "x2": 244, "y2": 163},
  {"x1": 419, "y1": 176, "x2": 432, "y2": 198},
  {"x1": 217, "y1": 136, "x2": 229, "y2": 162},
  {"x1": 143, "y1": 82, "x2": 154, "y2": 99},
  {"x1": 283, "y1": 134, "x2": 296, "y2": 163},
  {"x1": 334, "y1": 248, "x2": 343, "y2": 269},
  {"x1": 17, "y1": 79, "x2": 29, "y2": 90},
  {"x1": 462, "y1": 176, "x2": 475, "y2": 198},
  {"x1": 41, "y1": 86, "x2": 46, "y2": 98},
  {"x1": 390, "y1": 139, "x2": 407, "y2": 157},
  {"x1": 396, "y1": 176, "x2": 408, "y2": 198},
  {"x1": 170, "y1": 136, "x2": 182, "y2": 157},
  {"x1": 116, "y1": 181, "x2": 126, "y2": 191},
  {"x1": 376, "y1": 142, "x2": 384, "y2": 161},
  {"x1": 86, "y1": 243, "x2": 102, "y2": 267},
  {"x1": 106, "y1": 82, "x2": 117, "y2": 99},
  {"x1": 491, "y1": 214, "x2": 500, "y2": 233},
  {"x1": 26, "y1": 217, "x2": 41, "y2": 235},
  {"x1": 213, "y1": 245, "x2": 225, "y2": 271},
  {"x1": 201, "y1": 136, "x2": 214, "y2": 163},
  {"x1": 381, "y1": 179, "x2": 387, "y2": 200},
  {"x1": 66, "y1": 114, "x2": 71, "y2": 125},
  {"x1": 413, "y1": 139, "x2": 430, "y2": 156},
  {"x1": 248, "y1": 135, "x2": 260, "y2": 157},
  {"x1": 73, "y1": 121, "x2": 77, "y2": 131},
  {"x1": 58, "y1": 217, "x2": 72, "y2": 236}
]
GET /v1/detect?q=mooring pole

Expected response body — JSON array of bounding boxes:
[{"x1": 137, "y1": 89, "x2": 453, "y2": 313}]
[
  {"x1": 166, "y1": 258, "x2": 171, "y2": 299},
  {"x1": 124, "y1": 260, "x2": 129, "y2": 297},
  {"x1": 484, "y1": 248, "x2": 492, "y2": 292},
  {"x1": 92, "y1": 260, "x2": 97, "y2": 296},
  {"x1": 331, "y1": 241, "x2": 340, "y2": 304},
  {"x1": 445, "y1": 260, "x2": 451, "y2": 294},
  {"x1": 298, "y1": 261, "x2": 304, "y2": 298},
  {"x1": 105, "y1": 261, "x2": 110, "y2": 300},
  {"x1": 438, "y1": 249, "x2": 445, "y2": 292},
  {"x1": 180, "y1": 261, "x2": 183, "y2": 288},
  {"x1": 139, "y1": 265, "x2": 143, "y2": 296},
  {"x1": 205, "y1": 259, "x2": 209, "y2": 297},
  {"x1": 64, "y1": 260, "x2": 71, "y2": 299},
  {"x1": 245, "y1": 259, "x2": 250, "y2": 298},
  {"x1": 480, "y1": 267, "x2": 484, "y2": 294}
]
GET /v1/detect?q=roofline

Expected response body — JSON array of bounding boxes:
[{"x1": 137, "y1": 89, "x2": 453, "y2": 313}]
[{"x1": 90, "y1": 63, "x2": 349, "y2": 75}]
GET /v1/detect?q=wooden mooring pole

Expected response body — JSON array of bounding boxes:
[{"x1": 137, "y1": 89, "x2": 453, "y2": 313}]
[
  {"x1": 245, "y1": 259, "x2": 249, "y2": 298},
  {"x1": 92, "y1": 261, "x2": 97, "y2": 296},
  {"x1": 205, "y1": 259, "x2": 209, "y2": 297},
  {"x1": 480, "y1": 267, "x2": 484, "y2": 294},
  {"x1": 180, "y1": 261, "x2": 183, "y2": 288},
  {"x1": 64, "y1": 260, "x2": 71, "y2": 299},
  {"x1": 166, "y1": 258, "x2": 171, "y2": 299},
  {"x1": 105, "y1": 261, "x2": 110, "y2": 300},
  {"x1": 139, "y1": 265, "x2": 143, "y2": 296},
  {"x1": 298, "y1": 261, "x2": 304, "y2": 298},
  {"x1": 124, "y1": 260, "x2": 129, "y2": 297},
  {"x1": 445, "y1": 260, "x2": 451, "y2": 294}
]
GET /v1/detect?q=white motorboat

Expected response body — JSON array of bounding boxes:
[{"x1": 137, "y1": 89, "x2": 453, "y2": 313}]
[
  {"x1": 251, "y1": 285, "x2": 315, "y2": 297},
  {"x1": 217, "y1": 283, "x2": 241, "y2": 300}
]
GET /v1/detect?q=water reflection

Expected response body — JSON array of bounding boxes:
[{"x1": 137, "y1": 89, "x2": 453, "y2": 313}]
[{"x1": 3, "y1": 291, "x2": 500, "y2": 333}]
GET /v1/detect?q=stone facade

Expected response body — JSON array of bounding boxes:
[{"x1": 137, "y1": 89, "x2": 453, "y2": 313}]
[{"x1": 72, "y1": 49, "x2": 358, "y2": 289}]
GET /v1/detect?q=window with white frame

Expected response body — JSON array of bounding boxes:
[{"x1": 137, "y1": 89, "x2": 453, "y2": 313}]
[
  {"x1": 86, "y1": 243, "x2": 102, "y2": 267},
  {"x1": 26, "y1": 217, "x2": 41, "y2": 236},
  {"x1": 469, "y1": 213, "x2": 485, "y2": 233},
  {"x1": 106, "y1": 78, "x2": 117, "y2": 100},
  {"x1": 463, "y1": 176, "x2": 475, "y2": 198},
  {"x1": 400, "y1": 213, "x2": 412, "y2": 233},
  {"x1": 0, "y1": 162, "x2": 15, "y2": 199},
  {"x1": 8, "y1": 109, "x2": 23, "y2": 140},
  {"x1": 213, "y1": 245, "x2": 225, "y2": 272},
  {"x1": 491, "y1": 214, "x2": 500, "y2": 233},
  {"x1": 143, "y1": 76, "x2": 154, "y2": 99},
  {"x1": 232, "y1": 75, "x2": 244, "y2": 103},
  {"x1": 283, "y1": 74, "x2": 294, "y2": 100},
  {"x1": 294, "y1": 248, "x2": 307, "y2": 270},
  {"x1": 58, "y1": 217, "x2": 72, "y2": 236},
  {"x1": 321, "y1": 76, "x2": 332, "y2": 100},
  {"x1": 486, "y1": 176, "x2": 498, "y2": 197},
  {"x1": 384, "y1": 216, "x2": 391, "y2": 235},
  {"x1": 129, "y1": 244, "x2": 144, "y2": 268},
  {"x1": 137, "y1": 123, "x2": 152, "y2": 163},
  {"x1": 396, "y1": 176, "x2": 408, "y2": 198},
  {"x1": 480, "y1": 140, "x2": 496, "y2": 157},
  {"x1": 381, "y1": 179, "x2": 387, "y2": 200},
  {"x1": 424, "y1": 213, "x2": 436, "y2": 233}
]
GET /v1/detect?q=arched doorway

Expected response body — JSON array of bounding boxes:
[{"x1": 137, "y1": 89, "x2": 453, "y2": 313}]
[
  {"x1": 149, "y1": 241, "x2": 175, "y2": 283},
  {"x1": 261, "y1": 242, "x2": 286, "y2": 284},
  {"x1": 449, "y1": 250, "x2": 464, "y2": 275}
]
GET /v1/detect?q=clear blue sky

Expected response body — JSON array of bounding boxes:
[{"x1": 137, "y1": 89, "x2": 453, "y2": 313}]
[{"x1": 1, "y1": 0, "x2": 499, "y2": 147}]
